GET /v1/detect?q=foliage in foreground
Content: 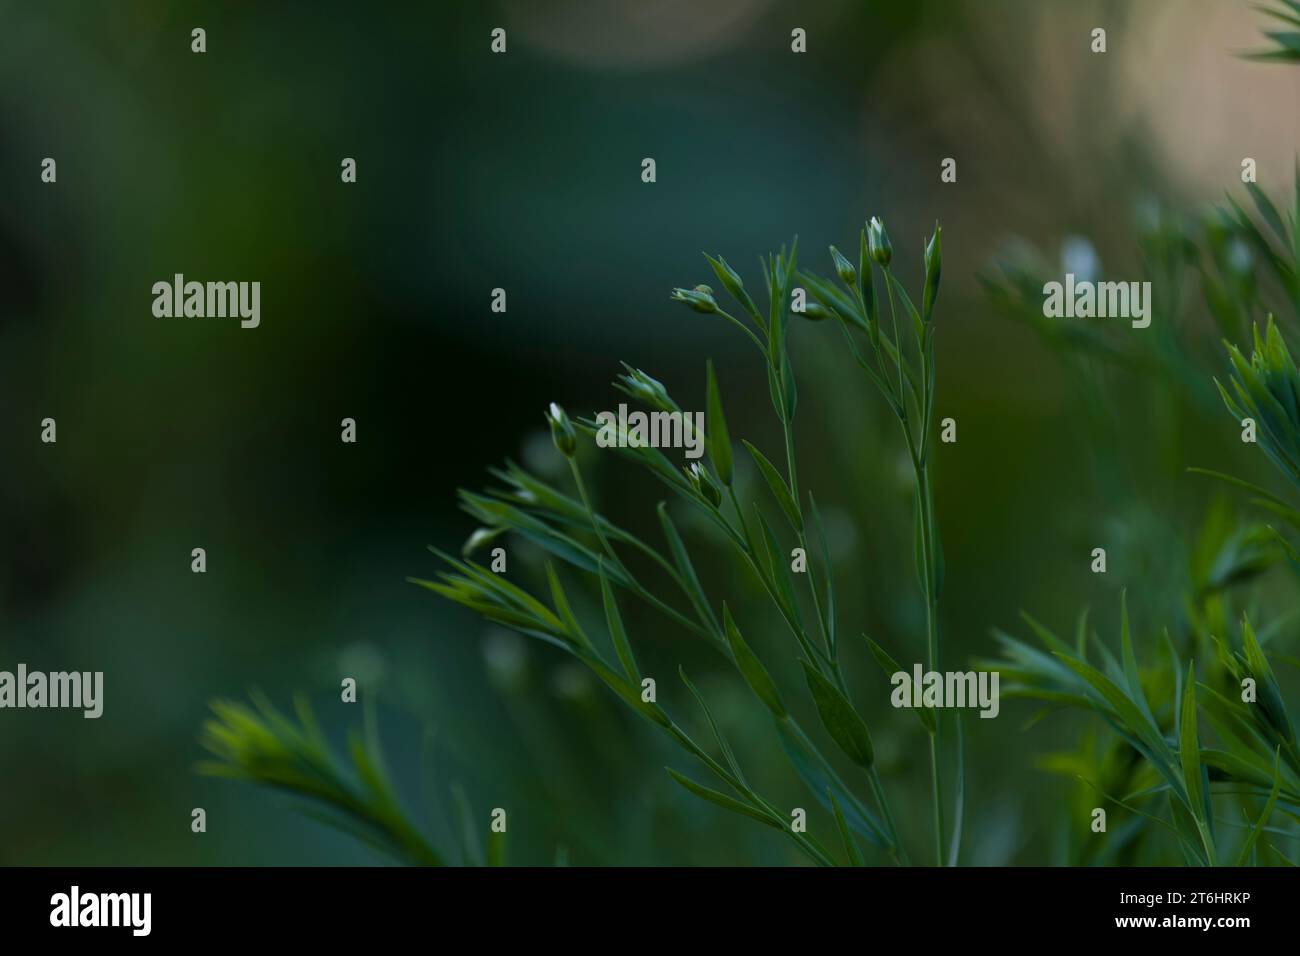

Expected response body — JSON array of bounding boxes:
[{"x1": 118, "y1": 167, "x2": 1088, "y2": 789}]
[
  {"x1": 199, "y1": 694, "x2": 508, "y2": 866},
  {"x1": 981, "y1": 153, "x2": 1300, "y2": 863},
  {"x1": 988, "y1": 596, "x2": 1296, "y2": 866},
  {"x1": 198, "y1": 220, "x2": 946, "y2": 866},
  {"x1": 416, "y1": 219, "x2": 947, "y2": 866}
]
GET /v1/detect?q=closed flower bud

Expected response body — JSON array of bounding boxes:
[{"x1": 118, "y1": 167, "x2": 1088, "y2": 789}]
[
  {"x1": 685, "y1": 462, "x2": 723, "y2": 507},
  {"x1": 830, "y1": 245, "x2": 856, "y2": 285},
  {"x1": 546, "y1": 402, "x2": 577, "y2": 457},
  {"x1": 801, "y1": 302, "x2": 834, "y2": 321},
  {"x1": 670, "y1": 286, "x2": 719, "y2": 314},
  {"x1": 617, "y1": 364, "x2": 677, "y2": 412},
  {"x1": 868, "y1": 216, "x2": 893, "y2": 267},
  {"x1": 922, "y1": 223, "x2": 942, "y2": 323},
  {"x1": 706, "y1": 254, "x2": 761, "y2": 320}
]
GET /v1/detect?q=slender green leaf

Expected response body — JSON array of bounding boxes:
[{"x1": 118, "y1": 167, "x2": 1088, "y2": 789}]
[
  {"x1": 723, "y1": 603, "x2": 786, "y2": 718},
  {"x1": 706, "y1": 360, "x2": 733, "y2": 485},
  {"x1": 743, "y1": 440, "x2": 802, "y2": 532},
  {"x1": 753, "y1": 504, "x2": 804, "y2": 630},
  {"x1": 1179, "y1": 662, "x2": 1215, "y2": 862},
  {"x1": 546, "y1": 562, "x2": 593, "y2": 651},
  {"x1": 863, "y1": 633, "x2": 934, "y2": 732},
  {"x1": 1055, "y1": 654, "x2": 1181, "y2": 790},
  {"x1": 801, "y1": 661, "x2": 874, "y2": 768},
  {"x1": 829, "y1": 789, "x2": 865, "y2": 866},
  {"x1": 679, "y1": 667, "x2": 745, "y2": 784},
  {"x1": 598, "y1": 561, "x2": 639, "y2": 681},
  {"x1": 1242, "y1": 614, "x2": 1297, "y2": 745},
  {"x1": 665, "y1": 768, "x2": 779, "y2": 829},
  {"x1": 583, "y1": 652, "x2": 671, "y2": 729},
  {"x1": 775, "y1": 719, "x2": 888, "y2": 847},
  {"x1": 1118, "y1": 590, "x2": 1156, "y2": 728}
]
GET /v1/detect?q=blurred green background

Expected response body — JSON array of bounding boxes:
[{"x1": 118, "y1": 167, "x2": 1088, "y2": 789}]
[{"x1": 1, "y1": 0, "x2": 1296, "y2": 865}]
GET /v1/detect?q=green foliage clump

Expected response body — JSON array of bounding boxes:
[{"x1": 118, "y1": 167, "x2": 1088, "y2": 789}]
[
  {"x1": 199, "y1": 694, "x2": 453, "y2": 866},
  {"x1": 417, "y1": 219, "x2": 949, "y2": 866},
  {"x1": 989, "y1": 595, "x2": 1296, "y2": 866}
]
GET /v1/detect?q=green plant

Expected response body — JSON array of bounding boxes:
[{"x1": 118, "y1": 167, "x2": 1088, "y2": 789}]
[
  {"x1": 987, "y1": 595, "x2": 1295, "y2": 865},
  {"x1": 1248, "y1": 2, "x2": 1300, "y2": 61},
  {"x1": 977, "y1": 158, "x2": 1300, "y2": 864},
  {"x1": 199, "y1": 693, "x2": 509, "y2": 866},
  {"x1": 1213, "y1": 317, "x2": 1300, "y2": 491},
  {"x1": 194, "y1": 7, "x2": 1300, "y2": 869},
  {"x1": 415, "y1": 218, "x2": 953, "y2": 866}
]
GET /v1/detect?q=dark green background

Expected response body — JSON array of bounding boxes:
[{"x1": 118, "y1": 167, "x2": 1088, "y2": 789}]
[{"x1": 1, "y1": 0, "x2": 1295, "y2": 864}]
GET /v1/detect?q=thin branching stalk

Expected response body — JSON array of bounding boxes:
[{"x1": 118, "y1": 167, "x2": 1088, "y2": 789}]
[{"x1": 417, "y1": 223, "x2": 945, "y2": 866}]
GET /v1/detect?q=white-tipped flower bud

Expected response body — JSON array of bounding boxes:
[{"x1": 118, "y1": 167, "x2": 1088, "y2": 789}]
[{"x1": 546, "y1": 402, "x2": 577, "y2": 458}]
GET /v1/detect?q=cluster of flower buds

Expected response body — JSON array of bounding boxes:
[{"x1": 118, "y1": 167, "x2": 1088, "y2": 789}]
[{"x1": 669, "y1": 217, "x2": 941, "y2": 332}]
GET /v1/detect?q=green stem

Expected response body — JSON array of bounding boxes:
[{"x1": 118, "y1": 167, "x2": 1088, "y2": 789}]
[
  {"x1": 919, "y1": 455, "x2": 945, "y2": 866},
  {"x1": 569, "y1": 460, "x2": 621, "y2": 568},
  {"x1": 883, "y1": 267, "x2": 908, "y2": 426},
  {"x1": 854, "y1": 281, "x2": 897, "y2": 408},
  {"x1": 868, "y1": 766, "x2": 908, "y2": 866},
  {"x1": 716, "y1": 307, "x2": 769, "y2": 355},
  {"x1": 882, "y1": 265, "x2": 949, "y2": 866},
  {"x1": 781, "y1": 413, "x2": 800, "y2": 505},
  {"x1": 928, "y1": 714, "x2": 944, "y2": 866},
  {"x1": 948, "y1": 710, "x2": 965, "y2": 867},
  {"x1": 725, "y1": 485, "x2": 830, "y2": 669},
  {"x1": 775, "y1": 381, "x2": 840, "y2": 679}
]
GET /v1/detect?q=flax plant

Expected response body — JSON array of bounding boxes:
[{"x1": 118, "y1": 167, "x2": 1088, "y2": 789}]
[
  {"x1": 801, "y1": 219, "x2": 954, "y2": 863},
  {"x1": 978, "y1": 147, "x2": 1300, "y2": 863},
  {"x1": 415, "y1": 218, "x2": 949, "y2": 865},
  {"x1": 987, "y1": 594, "x2": 1296, "y2": 865},
  {"x1": 191, "y1": 0, "x2": 1299, "y2": 871}
]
